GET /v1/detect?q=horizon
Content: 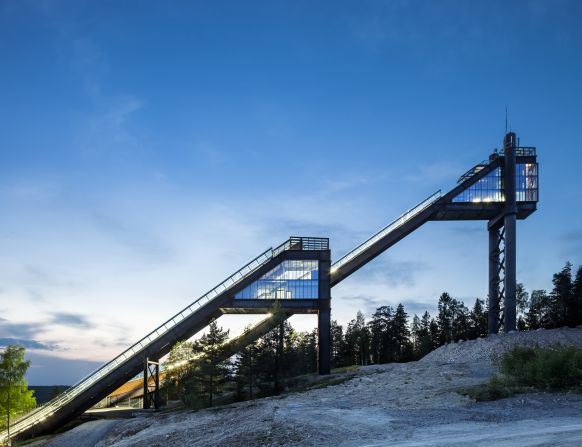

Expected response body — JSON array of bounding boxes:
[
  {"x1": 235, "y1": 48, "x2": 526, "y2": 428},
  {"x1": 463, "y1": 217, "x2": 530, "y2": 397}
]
[{"x1": 1, "y1": 0, "x2": 581, "y2": 385}]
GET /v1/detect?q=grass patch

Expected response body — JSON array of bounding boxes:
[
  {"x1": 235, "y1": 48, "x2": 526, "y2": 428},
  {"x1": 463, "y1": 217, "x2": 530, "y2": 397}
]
[{"x1": 460, "y1": 375, "x2": 525, "y2": 401}]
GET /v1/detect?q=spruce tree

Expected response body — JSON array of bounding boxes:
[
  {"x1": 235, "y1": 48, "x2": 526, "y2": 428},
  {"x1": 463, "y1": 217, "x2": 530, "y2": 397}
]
[{"x1": 392, "y1": 304, "x2": 411, "y2": 361}]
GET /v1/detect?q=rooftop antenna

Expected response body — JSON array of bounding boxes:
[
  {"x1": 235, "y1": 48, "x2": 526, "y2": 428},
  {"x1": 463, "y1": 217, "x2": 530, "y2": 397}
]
[{"x1": 505, "y1": 107, "x2": 508, "y2": 134}]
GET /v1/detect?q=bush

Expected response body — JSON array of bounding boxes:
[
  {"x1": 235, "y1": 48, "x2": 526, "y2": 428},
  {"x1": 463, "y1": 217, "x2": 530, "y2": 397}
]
[
  {"x1": 499, "y1": 345, "x2": 582, "y2": 391},
  {"x1": 460, "y1": 375, "x2": 515, "y2": 401}
]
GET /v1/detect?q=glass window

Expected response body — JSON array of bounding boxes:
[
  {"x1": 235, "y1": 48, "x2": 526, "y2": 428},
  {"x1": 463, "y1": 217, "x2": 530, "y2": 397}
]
[
  {"x1": 235, "y1": 260, "x2": 319, "y2": 299},
  {"x1": 453, "y1": 163, "x2": 538, "y2": 203}
]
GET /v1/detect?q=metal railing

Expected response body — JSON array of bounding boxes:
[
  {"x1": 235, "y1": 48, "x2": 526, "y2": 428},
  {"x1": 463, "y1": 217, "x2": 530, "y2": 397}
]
[
  {"x1": 271, "y1": 237, "x2": 328, "y2": 257},
  {"x1": 457, "y1": 160, "x2": 489, "y2": 184},
  {"x1": 0, "y1": 236, "x2": 325, "y2": 442},
  {"x1": 500, "y1": 146, "x2": 536, "y2": 157},
  {"x1": 331, "y1": 190, "x2": 442, "y2": 272}
]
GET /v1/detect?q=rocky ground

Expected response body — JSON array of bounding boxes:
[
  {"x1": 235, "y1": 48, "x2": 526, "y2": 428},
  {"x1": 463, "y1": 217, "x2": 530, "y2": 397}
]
[{"x1": 37, "y1": 328, "x2": 582, "y2": 447}]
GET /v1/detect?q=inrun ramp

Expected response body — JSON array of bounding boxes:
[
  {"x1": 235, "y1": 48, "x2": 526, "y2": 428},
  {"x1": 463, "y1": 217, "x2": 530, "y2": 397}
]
[{"x1": 2, "y1": 132, "x2": 538, "y2": 443}]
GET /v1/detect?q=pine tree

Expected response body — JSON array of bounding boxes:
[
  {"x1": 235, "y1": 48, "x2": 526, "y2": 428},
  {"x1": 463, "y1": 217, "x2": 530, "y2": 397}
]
[
  {"x1": 368, "y1": 306, "x2": 393, "y2": 364},
  {"x1": 526, "y1": 289, "x2": 550, "y2": 329},
  {"x1": 345, "y1": 311, "x2": 370, "y2": 365},
  {"x1": 330, "y1": 320, "x2": 349, "y2": 368},
  {"x1": 551, "y1": 262, "x2": 574, "y2": 327},
  {"x1": 255, "y1": 320, "x2": 295, "y2": 394},
  {"x1": 469, "y1": 298, "x2": 487, "y2": 339},
  {"x1": 411, "y1": 314, "x2": 421, "y2": 355},
  {"x1": 450, "y1": 300, "x2": 470, "y2": 342},
  {"x1": 165, "y1": 340, "x2": 195, "y2": 403},
  {"x1": 294, "y1": 328, "x2": 318, "y2": 375},
  {"x1": 437, "y1": 292, "x2": 454, "y2": 345},
  {"x1": 233, "y1": 339, "x2": 258, "y2": 401},
  {"x1": 187, "y1": 320, "x2": 230, "y2": 407},
  {"x1": 573, "y1": 265, "x2": 582, "y2": 327},
  {"x1": 417, "y1": 311, "x2": 436, "y2": 357}
]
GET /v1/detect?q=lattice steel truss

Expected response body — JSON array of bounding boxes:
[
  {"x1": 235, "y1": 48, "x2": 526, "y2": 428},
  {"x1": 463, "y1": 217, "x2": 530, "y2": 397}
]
[{"x1": 488, "y1": 223, "x2": 507, "y2": 333}]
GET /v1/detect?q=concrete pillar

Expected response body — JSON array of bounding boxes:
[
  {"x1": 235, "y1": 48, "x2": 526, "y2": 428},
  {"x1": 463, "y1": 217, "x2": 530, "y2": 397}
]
[
  {"x1": 488, "y1": 225, "x2": 500, "y2": 334},
  {"x1": 503, "y1": 132, "x2": 517, "y2": 332}
]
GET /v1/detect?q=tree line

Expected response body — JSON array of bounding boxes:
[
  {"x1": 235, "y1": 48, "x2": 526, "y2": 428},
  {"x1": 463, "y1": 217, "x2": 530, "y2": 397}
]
[{"x1": 165, "y1": 261, "x2": 582, "y2": 408}]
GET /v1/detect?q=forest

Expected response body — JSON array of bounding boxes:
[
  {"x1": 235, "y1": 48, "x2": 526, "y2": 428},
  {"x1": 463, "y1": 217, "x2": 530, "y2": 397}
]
[{"x1": 165, "y1": 262, "x2": 582, "y2": 408}]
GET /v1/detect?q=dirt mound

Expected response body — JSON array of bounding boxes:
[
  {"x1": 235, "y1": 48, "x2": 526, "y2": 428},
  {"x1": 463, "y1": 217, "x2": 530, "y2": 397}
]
[{"x1": 421, "y1": 327, "x2": 582, "y2": 364}]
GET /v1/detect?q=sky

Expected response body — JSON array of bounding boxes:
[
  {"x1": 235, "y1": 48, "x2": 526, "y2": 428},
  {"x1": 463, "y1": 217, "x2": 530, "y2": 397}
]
[{"x1": 1, "y1": 0, "x2": 581, "y2": 385}]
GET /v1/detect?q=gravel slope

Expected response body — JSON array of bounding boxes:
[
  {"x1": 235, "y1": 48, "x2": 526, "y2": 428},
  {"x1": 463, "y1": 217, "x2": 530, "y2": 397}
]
[{"x1": 42, "y1": 328, "x2": 582, "y2": 447}]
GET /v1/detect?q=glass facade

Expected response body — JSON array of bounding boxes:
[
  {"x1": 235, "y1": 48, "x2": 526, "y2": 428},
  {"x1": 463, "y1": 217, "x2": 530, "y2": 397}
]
[
  {"x1": 516, "y1": 163, "x2": 538, "y2": 202},
  {"x1": 453, "y1": 163, "x2": 538, "y2": 203},
  {"x1": 235, "y1": 260, "x2": 319, "y2": 299},
  {"x1": 453, "y1": 167, "x2": 504, "y2": 203}
]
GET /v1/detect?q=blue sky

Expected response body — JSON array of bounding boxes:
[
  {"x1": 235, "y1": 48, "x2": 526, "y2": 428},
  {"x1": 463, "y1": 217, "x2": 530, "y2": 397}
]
[{"x1": 1, "y1": 0, "x2": 581, "y2": 385}]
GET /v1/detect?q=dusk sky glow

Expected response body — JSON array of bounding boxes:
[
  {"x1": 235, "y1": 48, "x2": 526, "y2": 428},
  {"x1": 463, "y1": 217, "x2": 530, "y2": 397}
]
[{"x1": 1, "y1": 0, "x2": 581, "y2": 385}]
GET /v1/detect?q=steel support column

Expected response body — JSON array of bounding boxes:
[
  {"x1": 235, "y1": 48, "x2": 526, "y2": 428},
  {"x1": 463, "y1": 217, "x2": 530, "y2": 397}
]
[
  {"x1": 503, "y1": 132, "x2": 517, "y2": 332},
  {"x1": 318, "y1": 252, "x2": 331, "y2": 375},
  {"x1": 318, "y1": 301, "x2": 331, "y2": 375},
  {"x1": 488, "y1": 224, "x2": 501, "y2": 334}
]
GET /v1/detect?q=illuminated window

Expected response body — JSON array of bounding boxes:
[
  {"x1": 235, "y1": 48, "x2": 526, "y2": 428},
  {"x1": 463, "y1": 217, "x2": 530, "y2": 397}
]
[
  {"x1": 453, "y1": 163, "x2": 538, "y2": 203},
  {"x1": 235, "y1": 260, "x2": 319, "y2": 299}
]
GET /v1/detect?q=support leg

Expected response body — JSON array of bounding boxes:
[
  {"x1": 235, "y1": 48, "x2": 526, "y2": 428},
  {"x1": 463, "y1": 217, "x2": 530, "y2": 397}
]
[
  {"x1": 504, "y1": 214, "x2": 517, "y2": 332},
  {"x1": 318, "y1": 301, "x2": 331, "y2": 375},
  {"x1": 488, "y1": 225, "x2": 501, "y2": 335},
  {"x1": 143, "y1": 358, "x2": 160, "y2": 409}
]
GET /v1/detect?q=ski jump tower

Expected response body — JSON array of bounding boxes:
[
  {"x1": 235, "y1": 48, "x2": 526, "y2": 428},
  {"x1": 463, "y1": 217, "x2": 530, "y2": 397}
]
[{"x1": 2, "y1": 131, "x2": 538, "y2": 443}]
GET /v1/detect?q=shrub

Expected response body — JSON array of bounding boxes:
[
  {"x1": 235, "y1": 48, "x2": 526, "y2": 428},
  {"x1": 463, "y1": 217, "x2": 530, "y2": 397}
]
[{"x1": 499, "y1": 345, "x2": 582, "y2": 391}]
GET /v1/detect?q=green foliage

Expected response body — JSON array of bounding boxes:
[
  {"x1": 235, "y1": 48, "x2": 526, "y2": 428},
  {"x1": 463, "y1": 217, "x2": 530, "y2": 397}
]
[
  {"x1": 462, "y1": 345, "x2": 582, "y2": 402},
  {"x1": 460, "y1": 375, "x2": 516, "y2": 402},
  {"x1": 499, "y1": 345, "x2": 582, "y2": 391},
  {"x1": 184, "y1": 320, "x2": 230, "y2": 407},
  {"x1": 164, "y1": 340, "x2": 195, "y2": 402},
  {"x1": 345, "y1": 311, "x2": 370, "y2": 365},
  {"x1": 0, "y1": 345, "x2": 36, "y2": 432}
]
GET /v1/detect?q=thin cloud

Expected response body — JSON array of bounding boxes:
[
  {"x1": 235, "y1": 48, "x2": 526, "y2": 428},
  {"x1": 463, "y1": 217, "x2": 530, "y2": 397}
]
[
  {"x1": 0, "y1": 317, "x2": 45, "y2": 339},
  {"x1": 404, "y1": 161, "x2": 464, "y2": 184},
  {"x1": 0, "y1": 338, "x2": 59, "y2": 351},
  {"x1": 49, "y1": 312, "x2": 94, "y2": 329}
]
